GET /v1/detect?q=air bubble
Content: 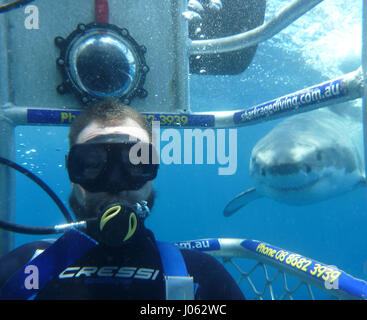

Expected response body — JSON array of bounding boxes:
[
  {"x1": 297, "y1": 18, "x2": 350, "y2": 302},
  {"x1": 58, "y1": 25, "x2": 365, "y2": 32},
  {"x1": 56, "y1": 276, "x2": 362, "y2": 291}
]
[{"x1": 182, "y1": 11, "x2": 202, "y2": 21}]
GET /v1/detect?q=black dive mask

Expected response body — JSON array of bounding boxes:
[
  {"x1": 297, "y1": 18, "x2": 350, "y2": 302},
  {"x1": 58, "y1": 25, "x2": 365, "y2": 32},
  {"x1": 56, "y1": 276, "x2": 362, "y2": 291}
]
[{"x1": 66, "y1": 134, "x2": 159, "y2": 193}]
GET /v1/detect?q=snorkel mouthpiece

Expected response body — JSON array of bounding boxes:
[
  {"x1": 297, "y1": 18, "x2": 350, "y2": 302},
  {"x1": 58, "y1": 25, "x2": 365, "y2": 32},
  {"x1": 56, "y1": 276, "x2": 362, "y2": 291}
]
[
  {"x1": 90, "y1": 201, "x2": 149, "y2": 247},
  {"x1": 99, "y1": 204, "x2": 137, "y2": 244}
]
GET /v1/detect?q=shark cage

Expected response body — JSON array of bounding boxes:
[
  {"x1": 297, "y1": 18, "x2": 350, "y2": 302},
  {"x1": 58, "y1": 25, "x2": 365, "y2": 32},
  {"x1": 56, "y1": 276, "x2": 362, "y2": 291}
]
[{"x1": 0, "y1": 0, "x2": 366, "y2": 300}]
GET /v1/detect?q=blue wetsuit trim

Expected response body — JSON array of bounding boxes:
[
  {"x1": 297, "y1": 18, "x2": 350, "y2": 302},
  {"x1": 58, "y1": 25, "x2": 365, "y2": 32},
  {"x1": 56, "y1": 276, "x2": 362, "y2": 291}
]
[
  {"x1": 156, "y1": 241, "x2": 189, "y2": 277},
  {"x1": 0, "y1": 229, "x2": 97, "y2": 300},
  {"x1": 0, "y1": 231, "x2": 194, "y2": 300},
  {"x1": 156, "y1": 241, "x2": 197, "y2": 298}
]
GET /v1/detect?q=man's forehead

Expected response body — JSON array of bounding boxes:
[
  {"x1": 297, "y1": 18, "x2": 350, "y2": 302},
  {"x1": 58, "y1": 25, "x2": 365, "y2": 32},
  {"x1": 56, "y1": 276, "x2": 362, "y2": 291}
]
[{"x1": 76, "y1": 119, "x2": 150, "y2": 144}]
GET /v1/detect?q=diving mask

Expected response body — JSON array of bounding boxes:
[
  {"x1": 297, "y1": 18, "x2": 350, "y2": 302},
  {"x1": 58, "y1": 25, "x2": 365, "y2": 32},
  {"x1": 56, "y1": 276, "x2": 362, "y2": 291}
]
[{"x1": 66, "y1": 134, "x2": 159, "y2": 193}]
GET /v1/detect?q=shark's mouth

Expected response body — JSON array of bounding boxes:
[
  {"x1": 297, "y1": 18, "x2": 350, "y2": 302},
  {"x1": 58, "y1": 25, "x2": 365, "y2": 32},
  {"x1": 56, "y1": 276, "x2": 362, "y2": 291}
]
[
  {"x1": 262, "y1": 178, "x2": 319, "y2": 192},
  {"x1": 254, "y1": 172, "x2": 332, "y2": 193}
]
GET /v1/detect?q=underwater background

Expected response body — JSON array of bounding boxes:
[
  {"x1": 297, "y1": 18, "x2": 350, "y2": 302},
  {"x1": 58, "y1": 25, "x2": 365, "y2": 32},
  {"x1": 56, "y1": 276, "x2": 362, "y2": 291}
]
[{"x1": 12, "y1": 0, "x2": 366, "y2": 299}]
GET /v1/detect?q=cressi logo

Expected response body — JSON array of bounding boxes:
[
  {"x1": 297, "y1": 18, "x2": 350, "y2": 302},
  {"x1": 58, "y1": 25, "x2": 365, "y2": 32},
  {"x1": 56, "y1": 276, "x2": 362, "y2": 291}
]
[{"x1": 59, "y1": 266, "x2": 160, "y2": 280}]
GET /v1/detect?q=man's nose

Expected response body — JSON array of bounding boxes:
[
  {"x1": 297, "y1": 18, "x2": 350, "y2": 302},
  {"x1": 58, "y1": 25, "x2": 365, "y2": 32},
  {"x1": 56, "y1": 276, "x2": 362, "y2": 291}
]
[{"x1": 105, "y1": 164, "x2": 129, "y2": 193}]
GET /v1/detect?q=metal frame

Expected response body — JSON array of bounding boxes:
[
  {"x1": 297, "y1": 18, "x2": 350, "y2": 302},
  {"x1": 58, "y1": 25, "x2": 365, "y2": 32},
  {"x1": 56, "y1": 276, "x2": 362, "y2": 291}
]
[
  {"x1": 362, "y1": 0, "x2": 367, "y2": 179},
  {"x1": 0, "y1": 12, "x2": 15, "y2": 255},
  {"x1": 1, "y1": 68, "x2": 363, "y2": 127},
  {"x1": 175, "y1": 238, "x2": 367, "y2": 300},
  {"x1": 189, "y1": 0, "x2": 324, "y2": 54},
  {"x1": 0, "y1": 0, "x2": 366, "y2": 255}
]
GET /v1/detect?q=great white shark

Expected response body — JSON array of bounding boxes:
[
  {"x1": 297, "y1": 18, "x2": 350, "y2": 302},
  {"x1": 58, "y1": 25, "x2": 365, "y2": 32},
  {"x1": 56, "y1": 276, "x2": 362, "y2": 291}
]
[{"x1": 224, "y1": 102, "x2": 365, "y2": 216}]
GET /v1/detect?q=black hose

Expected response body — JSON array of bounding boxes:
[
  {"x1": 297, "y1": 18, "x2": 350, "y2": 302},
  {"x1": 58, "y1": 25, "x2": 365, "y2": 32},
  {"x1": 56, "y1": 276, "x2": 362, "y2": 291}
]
[
  {"x1": 0, "y1": 0, "x2": 35, "y2": 14},
  {"x1": 0, "y1": 157, "x2": 73, "y2": 223},
  {"x1": 0, "y1": 219, "x2": 58, "y2": 235},
  {"x1": 0, "y1": 156, "x2": 75, "y2": 235}
]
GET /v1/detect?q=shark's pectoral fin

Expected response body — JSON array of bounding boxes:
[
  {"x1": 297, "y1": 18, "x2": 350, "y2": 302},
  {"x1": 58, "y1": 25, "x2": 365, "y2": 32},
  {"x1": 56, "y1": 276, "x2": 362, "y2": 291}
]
[{"x1": 223, "y1": 187, "x2": 263, "y2": 217}]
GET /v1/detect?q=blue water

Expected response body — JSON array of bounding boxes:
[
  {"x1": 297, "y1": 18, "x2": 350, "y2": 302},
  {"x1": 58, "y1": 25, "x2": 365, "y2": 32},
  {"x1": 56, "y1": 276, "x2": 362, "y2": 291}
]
[{"x1": 10, "y1": 0, "x2": 367, "y2": 299}]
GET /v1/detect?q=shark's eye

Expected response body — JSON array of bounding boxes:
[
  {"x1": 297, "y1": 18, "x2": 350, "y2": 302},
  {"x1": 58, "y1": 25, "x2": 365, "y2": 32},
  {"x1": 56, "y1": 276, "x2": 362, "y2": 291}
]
[{"x1": 304, "y1": 165, "x2": 311, "y2": 173}]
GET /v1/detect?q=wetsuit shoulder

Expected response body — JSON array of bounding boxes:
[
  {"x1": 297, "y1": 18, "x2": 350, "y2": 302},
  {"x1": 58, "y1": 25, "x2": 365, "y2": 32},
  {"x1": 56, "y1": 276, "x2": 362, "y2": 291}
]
[
  {"x1": 0, "y1": 240, "x2": 53, "y2": 288},
  {"x1": 180, "y1": 249, "x2": 245, "y2": 300}
]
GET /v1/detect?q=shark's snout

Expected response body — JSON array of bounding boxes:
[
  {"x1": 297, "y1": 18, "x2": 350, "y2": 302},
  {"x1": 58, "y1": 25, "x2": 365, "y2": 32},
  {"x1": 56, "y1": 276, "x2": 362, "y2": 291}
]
[{"x1": 249, "y1": 141, "x2": 329, "y2": 192}]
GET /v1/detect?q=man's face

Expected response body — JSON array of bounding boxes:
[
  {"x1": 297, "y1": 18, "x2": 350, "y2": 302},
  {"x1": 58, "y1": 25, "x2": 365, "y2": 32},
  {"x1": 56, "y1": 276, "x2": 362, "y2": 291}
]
[{"x1": 69, "y1": 118, "x2": 154, "y2": 220}]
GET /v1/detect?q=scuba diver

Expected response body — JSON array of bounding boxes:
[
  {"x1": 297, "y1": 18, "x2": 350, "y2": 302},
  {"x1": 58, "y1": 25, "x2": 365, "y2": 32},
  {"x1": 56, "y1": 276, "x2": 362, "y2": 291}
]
[{"x1": 0, "y1": 99, "x2": 245, "y2": 299}]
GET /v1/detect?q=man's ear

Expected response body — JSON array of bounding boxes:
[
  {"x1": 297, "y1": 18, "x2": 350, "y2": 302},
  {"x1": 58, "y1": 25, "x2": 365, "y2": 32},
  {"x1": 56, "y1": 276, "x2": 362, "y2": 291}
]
[
  {"x1": 69, "y1": 183, "x2": 86, "y2": 221},
  {"x1": 71, "y1": 183, "x2": 86, "y2": 205}
]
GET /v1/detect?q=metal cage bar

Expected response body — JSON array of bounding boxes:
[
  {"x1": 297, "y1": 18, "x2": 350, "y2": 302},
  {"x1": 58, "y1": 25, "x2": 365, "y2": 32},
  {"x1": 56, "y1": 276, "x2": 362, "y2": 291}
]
[
  {"x1": 189, "y1": 0, "x2": 324, "y2": 55},
  {"x1": 1, "y1": 69, "x2": 363, "y2": 128},
  {"x1": 175, "y1": 238, "x2": 367, "y2": 300},
  {"x1": 362, "y1": 0, "x2": 367, "y2": 178},
  {"x1": 0, "y1": 13, "x2": 15, "y2": 256}
]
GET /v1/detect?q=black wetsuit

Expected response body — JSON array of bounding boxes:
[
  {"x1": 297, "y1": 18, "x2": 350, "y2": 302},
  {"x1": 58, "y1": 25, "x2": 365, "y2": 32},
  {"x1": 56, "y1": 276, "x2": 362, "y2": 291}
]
[{"x1": 0, "y1": 227, "x2": 244, "y2": 300}]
